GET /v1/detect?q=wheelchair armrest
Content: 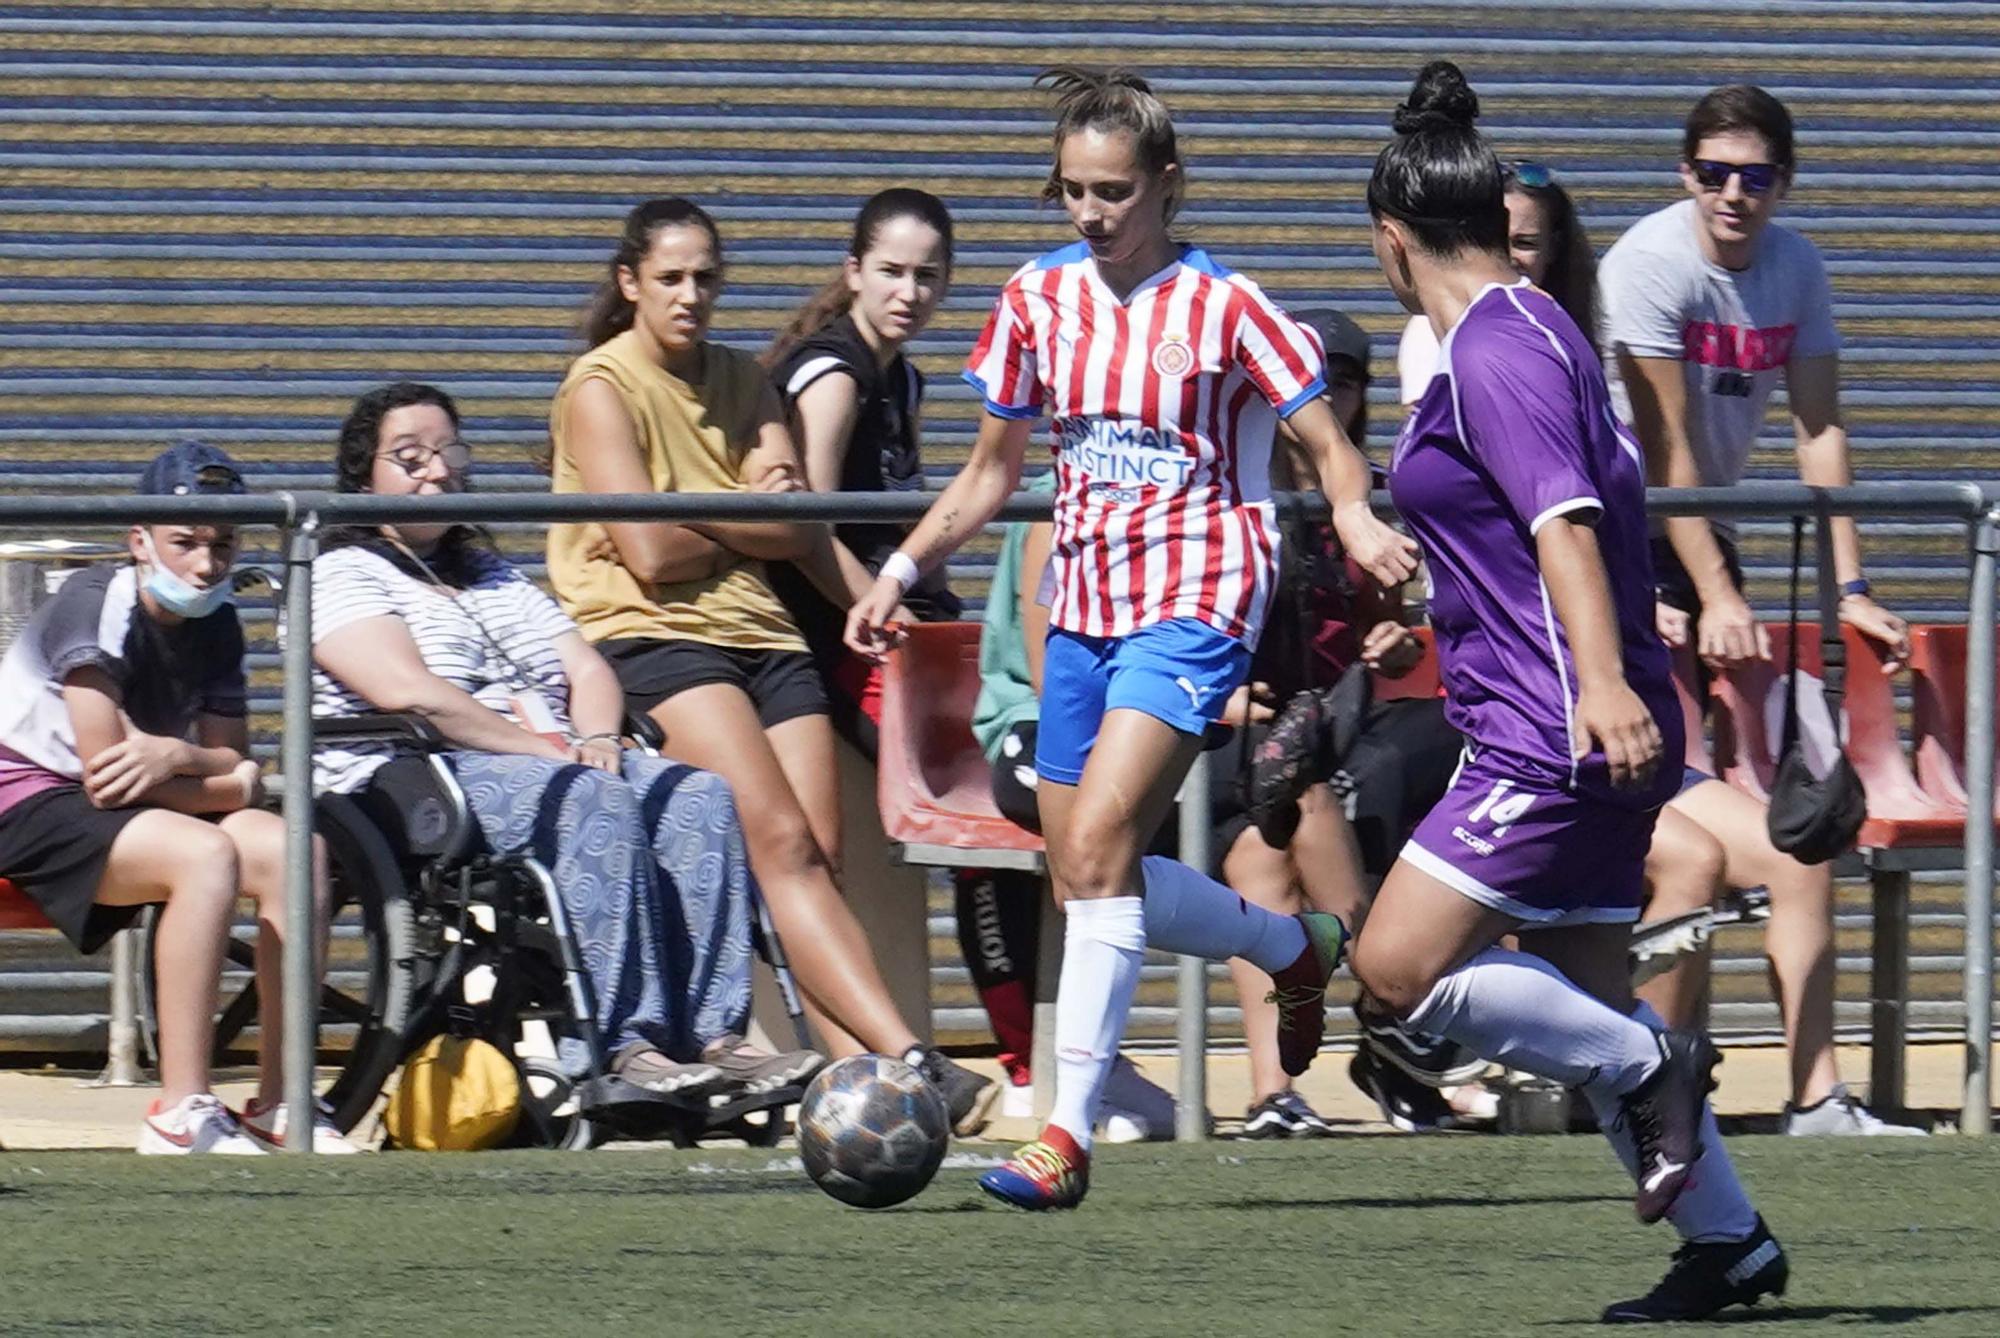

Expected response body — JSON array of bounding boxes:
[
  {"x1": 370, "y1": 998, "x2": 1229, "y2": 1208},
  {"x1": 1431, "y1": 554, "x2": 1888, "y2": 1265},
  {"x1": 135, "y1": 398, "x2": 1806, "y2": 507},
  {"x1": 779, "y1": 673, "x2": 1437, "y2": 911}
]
[
  {"x1": 624, "y1": 709, "x2": 664, "y2": 751},
  {"x1": 315, "y1": 713, "x2": 447, "y2": 750}
]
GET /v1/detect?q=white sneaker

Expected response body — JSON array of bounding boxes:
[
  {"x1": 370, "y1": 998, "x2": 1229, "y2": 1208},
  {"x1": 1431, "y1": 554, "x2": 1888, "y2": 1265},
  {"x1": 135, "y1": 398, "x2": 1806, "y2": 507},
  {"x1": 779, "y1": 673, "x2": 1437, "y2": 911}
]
[
  {"x1": 138, "y1": 1093, "x2": 267, "y2": 1156},
  {"x1": 241, "y1": 1096, "x2": 363, "y2": 1154},
  {"x1": 1782, "y1": 1084, "x2": 1928, "y2": 1137},
  {"x1": 1098, "y1": 1055, "x2": 1180, "y2": 1144}
]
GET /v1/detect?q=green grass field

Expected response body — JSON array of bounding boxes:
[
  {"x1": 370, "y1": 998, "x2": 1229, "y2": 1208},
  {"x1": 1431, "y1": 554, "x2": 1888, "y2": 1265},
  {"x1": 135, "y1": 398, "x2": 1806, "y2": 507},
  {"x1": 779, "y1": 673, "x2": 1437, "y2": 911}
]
[{"x1": 4, "y1": 1136, "x2": 1997, "y2": 1336}]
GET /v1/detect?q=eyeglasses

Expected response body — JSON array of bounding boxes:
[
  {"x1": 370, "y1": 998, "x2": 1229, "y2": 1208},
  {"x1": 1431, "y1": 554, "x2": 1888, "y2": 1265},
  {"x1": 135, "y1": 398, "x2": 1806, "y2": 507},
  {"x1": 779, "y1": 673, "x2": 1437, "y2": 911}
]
[
  {"x1": 1689, "y1": 159, "x2": 1782, "y2": 196},
  {"x1": 377, "y1": 441, "x2": 471, "y2": 476},
  {"x1": 1505, "y1": 161, "x2": 1555, "y2": 189}
]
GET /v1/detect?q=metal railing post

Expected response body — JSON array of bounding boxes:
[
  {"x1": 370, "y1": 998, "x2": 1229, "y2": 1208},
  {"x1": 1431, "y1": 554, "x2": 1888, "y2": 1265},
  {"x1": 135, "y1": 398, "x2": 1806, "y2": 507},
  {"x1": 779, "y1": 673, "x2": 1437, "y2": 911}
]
[
  {"x1": 104, "y1": 926, "x2": 140, "y2": 1086},
  {"x1": 280, "y1": 512, "x2": 320, "y2": 1152},
  {"x1": 1962, "y1": 507, "x2": 1999, "y2": 1135},
  {"x1": 1175, "y1": 747, "x2": 1213, "y2": 1142}
]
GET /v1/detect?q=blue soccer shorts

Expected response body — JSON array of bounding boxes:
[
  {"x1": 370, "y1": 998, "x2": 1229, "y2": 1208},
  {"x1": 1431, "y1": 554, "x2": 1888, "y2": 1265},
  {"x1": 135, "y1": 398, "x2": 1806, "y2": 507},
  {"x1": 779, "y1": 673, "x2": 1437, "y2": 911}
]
[{"x1": 1034, "y1": 618, "x2": 1252, "y2": 786}]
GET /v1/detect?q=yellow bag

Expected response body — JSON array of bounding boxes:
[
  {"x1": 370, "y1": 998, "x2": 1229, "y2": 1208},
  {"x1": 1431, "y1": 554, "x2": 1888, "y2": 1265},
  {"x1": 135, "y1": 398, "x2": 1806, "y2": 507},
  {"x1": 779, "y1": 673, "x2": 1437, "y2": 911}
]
[{"x1": 382, "y1": 1034, "x2": 523, "y2": 1151}]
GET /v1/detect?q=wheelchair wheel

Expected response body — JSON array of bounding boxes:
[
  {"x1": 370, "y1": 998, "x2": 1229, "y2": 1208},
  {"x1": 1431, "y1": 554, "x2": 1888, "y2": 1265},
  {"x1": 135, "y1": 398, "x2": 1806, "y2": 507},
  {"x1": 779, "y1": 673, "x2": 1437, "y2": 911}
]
[
  {"x1": 515, "y1": 1057, "x2": 603, "y2": 1151},
  {"x1": 139, "y1": 793, "x2": 419, "y2": 1135}
]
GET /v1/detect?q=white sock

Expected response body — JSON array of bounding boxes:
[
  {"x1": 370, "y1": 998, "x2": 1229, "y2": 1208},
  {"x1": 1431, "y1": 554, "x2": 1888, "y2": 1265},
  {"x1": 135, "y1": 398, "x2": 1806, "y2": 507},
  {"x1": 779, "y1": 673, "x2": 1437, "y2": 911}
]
[
  {"x1": 1401, "y1": 946, "x2": 1661, "y2": 1099},
  {"x1": 1139, "y1": 855, "x2": 1307, "y2": 973},
  {"x1": 1583, "y1": 1002, "x2": 1759, "y2": 1244},
  {"x1": 1046, "y1": 896, "x2": 1146, "y2": 1154}
]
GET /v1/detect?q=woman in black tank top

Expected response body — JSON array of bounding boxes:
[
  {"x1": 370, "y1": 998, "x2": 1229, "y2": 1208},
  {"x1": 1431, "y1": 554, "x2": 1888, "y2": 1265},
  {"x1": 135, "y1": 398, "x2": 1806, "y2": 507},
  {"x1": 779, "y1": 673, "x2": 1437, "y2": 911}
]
[{"x1": 763, "y1": 189, "x2": 959, "y2": 755}]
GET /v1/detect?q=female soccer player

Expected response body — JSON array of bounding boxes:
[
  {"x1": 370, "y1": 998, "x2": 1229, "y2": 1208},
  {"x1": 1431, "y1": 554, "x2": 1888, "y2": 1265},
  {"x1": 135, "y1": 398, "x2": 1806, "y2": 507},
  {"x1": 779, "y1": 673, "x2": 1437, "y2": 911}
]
[
  {"x1": 1345, "y1": 63, "x2": 1786, "y2": 1322},
  {"x1": 846, "y1": 67, "x2": 1417, "y2": 1210}
]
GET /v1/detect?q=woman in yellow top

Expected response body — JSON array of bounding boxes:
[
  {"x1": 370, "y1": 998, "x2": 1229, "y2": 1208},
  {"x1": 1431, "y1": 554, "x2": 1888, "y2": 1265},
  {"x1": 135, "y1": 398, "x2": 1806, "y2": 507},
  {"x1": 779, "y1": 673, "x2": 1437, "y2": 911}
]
[{"x1": 546, "y1": 197, "x2": 994, "y2": 1134}]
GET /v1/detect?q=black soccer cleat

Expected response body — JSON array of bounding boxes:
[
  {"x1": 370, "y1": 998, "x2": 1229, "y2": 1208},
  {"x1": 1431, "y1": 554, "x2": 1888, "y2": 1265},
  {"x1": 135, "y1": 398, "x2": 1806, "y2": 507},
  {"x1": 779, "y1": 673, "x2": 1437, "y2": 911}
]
[
  {"x1": 1601, "y1": 1217, "x2": 1788, "y2": 1323},
  {"x1": 1617, "y1": 1030, "x2": 1717, "y2": 1223}
]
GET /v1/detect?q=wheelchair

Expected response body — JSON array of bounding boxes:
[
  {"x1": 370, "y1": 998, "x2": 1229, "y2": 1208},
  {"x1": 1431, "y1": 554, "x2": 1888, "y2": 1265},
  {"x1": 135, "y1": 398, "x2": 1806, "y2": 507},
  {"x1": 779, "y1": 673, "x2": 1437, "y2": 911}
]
[{"x1": 141, "y1": 711, "x2": 811, "y2": 1150}]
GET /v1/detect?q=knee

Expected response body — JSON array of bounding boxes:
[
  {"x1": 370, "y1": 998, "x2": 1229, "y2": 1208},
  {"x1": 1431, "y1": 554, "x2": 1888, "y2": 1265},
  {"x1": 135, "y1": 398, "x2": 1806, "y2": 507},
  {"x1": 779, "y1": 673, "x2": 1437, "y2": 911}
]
[
  {"x1": 1349, "y1": 938, "x2": 1437, "y2": 1022},
  {"x1": 1646, "y1": 826, "x2": 1725, "y2": 915},
  {"x1": 748, "y1": 805, "x2": 832, "y2": 882},
  {"x1": 1051, "y1": 809, "x2": 1134, "y2": 900},
  {"x1": 171, "y1": 826, "x2": 240, "y2": 901}
]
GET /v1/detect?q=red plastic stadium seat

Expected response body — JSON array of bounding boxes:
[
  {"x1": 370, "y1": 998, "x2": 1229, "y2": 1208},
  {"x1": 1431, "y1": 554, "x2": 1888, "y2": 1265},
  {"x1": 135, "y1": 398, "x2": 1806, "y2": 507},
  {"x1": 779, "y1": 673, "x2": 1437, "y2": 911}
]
[
  {"x1": 0, "y1": 875, "x2": 50, "y2": 930},
  {"x1": 1909, "y1": 623, "x2": 1998, "y2": 820},
  {"x1": 877, "y1": 622, "x2": 1043, "y2": 854},
  {"x1": 1371, "y1": 626, "x2": 1444, "y2": 702},
  {"x1": 1711, "y1": 623, "x2": 1961, "y2": 848}
]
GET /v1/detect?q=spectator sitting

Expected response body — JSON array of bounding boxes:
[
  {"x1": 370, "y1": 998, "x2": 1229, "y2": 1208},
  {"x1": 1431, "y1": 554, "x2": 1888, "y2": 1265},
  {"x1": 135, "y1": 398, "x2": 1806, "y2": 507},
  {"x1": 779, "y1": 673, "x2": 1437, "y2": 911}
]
[
  {"x1": 543, "y1": 198, "x2": 995, "y2": 1134},
  {"x1": 763, "y1": 187, "x2": 962, "y2": 757},
  {"x1": 310, "y1": 382, "x2": 822, "y2": 1104},
  {"x1": 0, "y1": 442, "x2": 346, "y2": 1154}
]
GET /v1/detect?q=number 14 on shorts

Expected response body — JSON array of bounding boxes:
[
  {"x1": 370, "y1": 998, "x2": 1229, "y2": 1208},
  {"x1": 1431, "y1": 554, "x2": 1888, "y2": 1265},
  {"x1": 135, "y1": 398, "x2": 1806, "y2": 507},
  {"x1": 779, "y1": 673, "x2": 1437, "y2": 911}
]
[{"x1": 1468, "y1": 779, "x2": 1536, "y2": 834}]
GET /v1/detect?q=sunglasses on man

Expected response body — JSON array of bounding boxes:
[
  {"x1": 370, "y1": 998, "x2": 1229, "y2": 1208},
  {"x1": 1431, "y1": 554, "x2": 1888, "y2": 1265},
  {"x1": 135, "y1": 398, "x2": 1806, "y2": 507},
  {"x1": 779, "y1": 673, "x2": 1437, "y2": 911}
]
[{"x1": 1688, "y1": 159, "x2": 1783, "y2": 196}]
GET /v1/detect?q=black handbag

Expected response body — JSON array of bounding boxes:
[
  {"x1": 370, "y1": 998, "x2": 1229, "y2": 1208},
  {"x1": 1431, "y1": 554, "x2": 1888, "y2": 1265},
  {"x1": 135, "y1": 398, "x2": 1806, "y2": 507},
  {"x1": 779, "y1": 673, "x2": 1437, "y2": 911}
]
[{"x1": 1766, "y1": 512, "x2": 1868, "y2": 864}]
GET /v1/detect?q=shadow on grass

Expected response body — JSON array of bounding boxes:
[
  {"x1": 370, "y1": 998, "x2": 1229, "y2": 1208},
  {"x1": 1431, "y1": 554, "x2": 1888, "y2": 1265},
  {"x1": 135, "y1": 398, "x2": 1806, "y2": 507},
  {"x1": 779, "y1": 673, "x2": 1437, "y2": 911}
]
[
  {"x1": 1223, "y1": 1191, "x2": 1620, "y2": 1211},
  {"x1": 1546, "y1": 1302, "x2": 2000, "y2": 1327}
]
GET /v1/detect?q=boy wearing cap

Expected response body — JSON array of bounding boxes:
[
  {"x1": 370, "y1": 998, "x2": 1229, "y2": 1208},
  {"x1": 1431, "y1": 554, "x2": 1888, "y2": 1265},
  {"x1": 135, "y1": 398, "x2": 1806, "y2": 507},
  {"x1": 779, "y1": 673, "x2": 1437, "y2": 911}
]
[{"x1": 0, "y1": 443, "x2": 349, "y2": 1153}]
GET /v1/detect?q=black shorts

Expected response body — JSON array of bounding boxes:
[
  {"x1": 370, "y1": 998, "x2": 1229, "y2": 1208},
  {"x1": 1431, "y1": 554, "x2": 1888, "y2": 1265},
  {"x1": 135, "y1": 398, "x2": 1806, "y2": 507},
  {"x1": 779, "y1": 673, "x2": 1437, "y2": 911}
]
[
  {"x1": 598, "y1": 637, "x2": 829, "y2": 730},
  {"x1": 0, "y1": 785, "x2": 151, "y2": 953}
]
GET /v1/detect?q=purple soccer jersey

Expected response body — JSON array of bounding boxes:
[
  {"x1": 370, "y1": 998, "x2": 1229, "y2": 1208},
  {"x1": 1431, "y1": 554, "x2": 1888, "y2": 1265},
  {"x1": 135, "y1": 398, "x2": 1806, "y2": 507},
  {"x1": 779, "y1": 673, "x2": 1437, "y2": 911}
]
[{"x1": 1389, "y1": 279, "x2": 1681, "y2": 809}]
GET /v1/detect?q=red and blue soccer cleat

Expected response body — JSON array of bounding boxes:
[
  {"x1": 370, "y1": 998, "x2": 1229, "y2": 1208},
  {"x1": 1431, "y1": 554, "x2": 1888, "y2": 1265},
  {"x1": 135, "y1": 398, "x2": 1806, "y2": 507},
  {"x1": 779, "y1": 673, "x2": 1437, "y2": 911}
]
[{"x1": 978, "y1": 1125, "x2": 1090, "y2": 1210}]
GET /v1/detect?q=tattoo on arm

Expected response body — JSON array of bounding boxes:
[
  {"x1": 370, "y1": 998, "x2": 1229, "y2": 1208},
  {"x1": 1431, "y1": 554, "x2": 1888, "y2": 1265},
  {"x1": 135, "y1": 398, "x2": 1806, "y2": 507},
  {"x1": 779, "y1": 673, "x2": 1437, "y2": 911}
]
[{"x1": 919, "y1": 508, "x2": 960, "y2": 565}]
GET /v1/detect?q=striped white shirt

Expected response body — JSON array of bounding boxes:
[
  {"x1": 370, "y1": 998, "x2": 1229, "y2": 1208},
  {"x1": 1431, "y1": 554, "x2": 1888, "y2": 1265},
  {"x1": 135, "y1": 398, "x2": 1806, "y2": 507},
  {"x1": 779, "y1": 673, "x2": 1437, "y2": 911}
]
[
  {"x1": 964, "y1": 242, "x2": 1325, "y2": 643},
  {"x1": 310, "y1": 544, "x2": 576, "y2": 794}
]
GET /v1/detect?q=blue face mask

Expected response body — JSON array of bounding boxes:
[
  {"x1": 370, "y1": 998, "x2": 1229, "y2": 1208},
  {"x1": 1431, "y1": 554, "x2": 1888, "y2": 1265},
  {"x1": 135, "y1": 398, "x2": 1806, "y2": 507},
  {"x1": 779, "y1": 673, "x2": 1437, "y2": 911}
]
[{"x1": 140, "y1": 535, "x2": 233, "y2": 619}]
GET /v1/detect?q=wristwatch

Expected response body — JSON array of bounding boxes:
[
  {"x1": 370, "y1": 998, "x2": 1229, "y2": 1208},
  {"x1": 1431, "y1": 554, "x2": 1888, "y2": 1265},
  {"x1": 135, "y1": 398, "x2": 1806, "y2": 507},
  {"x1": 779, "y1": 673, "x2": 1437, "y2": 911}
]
[{"x1": 1840, "y1": 578, "x2": 1872, "y2": 600}]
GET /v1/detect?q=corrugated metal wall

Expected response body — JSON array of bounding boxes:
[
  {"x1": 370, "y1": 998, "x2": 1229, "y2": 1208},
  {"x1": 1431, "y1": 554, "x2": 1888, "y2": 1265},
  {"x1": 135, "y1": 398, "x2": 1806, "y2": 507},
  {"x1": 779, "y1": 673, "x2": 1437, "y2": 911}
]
[{"x1": 2, "y1": 1, "x2": 1996, "y2": 1053}]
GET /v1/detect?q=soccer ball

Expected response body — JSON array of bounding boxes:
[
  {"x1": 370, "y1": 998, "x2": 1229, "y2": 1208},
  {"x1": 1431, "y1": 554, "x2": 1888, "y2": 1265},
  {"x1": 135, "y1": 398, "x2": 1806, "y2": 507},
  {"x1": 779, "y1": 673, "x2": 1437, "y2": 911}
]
[{"x1": 797, "y1": 1054, "x2": 950, "y2": 1209}]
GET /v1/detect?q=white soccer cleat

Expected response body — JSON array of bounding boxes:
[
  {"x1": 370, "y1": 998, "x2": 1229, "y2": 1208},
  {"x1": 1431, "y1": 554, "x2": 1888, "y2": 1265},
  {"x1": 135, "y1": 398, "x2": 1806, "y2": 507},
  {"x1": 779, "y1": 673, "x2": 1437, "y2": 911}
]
[
  {"x1": 138, "y1": 1093, "x2": 267, "y2": 1156},
  {"x1": 240, "y1": 1096, "x2": 364, "y2": 1154}
]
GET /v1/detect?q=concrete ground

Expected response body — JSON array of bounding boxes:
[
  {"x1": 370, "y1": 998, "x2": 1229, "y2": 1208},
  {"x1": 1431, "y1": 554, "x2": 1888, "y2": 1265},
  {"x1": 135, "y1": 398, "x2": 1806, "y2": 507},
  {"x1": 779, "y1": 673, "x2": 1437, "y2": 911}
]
[{"x1": 0, "y1": 1041, "x2": 1978, "y2": 1151}]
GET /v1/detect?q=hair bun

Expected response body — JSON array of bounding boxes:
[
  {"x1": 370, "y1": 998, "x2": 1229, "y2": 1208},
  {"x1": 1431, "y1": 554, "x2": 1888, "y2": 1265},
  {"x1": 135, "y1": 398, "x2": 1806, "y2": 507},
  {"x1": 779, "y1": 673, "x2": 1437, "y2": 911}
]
[{"x1": 1392, "y1": 60, "x2": 1480, "y2": 136}]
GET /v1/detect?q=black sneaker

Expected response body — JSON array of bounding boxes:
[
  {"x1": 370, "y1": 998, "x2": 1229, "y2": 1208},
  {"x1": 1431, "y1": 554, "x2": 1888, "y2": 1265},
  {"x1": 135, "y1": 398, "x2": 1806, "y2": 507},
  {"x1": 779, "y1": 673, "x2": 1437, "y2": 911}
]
[
  {"x1": 1350, "y1": 1044, "x2": 1457, "y2": 1133},
  {"x1": 1240, "y1": 1091, "x2": 1335, "y2": 1140},
  {"x1": 1617, "y1": 1031, "x2": 1718, "y2": 1224},
  {"x1": 1360, "y1": 1014, "x2": 1489, "y2": 1088},
  {"x1": 908, "y1": 1047, "x2": 998, "y2": 1136},
  {"x1": 1601, "y1": 1217, "x2": 1788, "y2": 1323}
]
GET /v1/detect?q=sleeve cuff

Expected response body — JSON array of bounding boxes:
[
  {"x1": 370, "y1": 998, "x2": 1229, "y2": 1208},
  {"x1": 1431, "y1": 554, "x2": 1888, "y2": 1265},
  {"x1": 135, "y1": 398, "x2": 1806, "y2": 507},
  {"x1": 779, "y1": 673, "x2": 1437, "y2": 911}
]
[
  {"x1": 1276, "y1": 377, "x2": 1328, "y2": 418},
  {"x1": 1528, "y1": 496, "x2": 1603, "y2": 535},
  {"x1": 1614, "y1": 339, "x2": 1685, "y2": 359},
  {"x1": 960, "y1": 369, "x2": 1042, "y2": 421}
]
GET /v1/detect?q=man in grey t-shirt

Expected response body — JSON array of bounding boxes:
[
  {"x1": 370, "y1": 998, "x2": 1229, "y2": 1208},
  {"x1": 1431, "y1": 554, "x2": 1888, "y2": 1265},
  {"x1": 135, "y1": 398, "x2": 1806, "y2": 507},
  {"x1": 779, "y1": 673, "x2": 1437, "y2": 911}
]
[
  {"x1": 1600, "y1": 87, "x2": 1924, "y2": 1144},
  {"x1": 1601, "y1": 89, "x2": 1907, "y2": 671}
]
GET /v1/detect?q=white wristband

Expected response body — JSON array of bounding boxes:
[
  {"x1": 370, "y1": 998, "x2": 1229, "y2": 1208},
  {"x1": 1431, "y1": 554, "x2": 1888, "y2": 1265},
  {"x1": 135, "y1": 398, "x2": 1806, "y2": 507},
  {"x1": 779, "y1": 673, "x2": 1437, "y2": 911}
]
[{"x1": 880, "y1": 551, "x2": 920, "y2": 595}]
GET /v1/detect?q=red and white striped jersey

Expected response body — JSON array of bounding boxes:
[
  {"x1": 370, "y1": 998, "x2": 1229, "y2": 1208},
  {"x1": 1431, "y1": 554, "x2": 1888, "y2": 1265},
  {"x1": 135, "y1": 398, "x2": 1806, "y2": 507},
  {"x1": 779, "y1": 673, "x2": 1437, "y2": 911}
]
[{"x1": 964, "y1": 242, "x2": 1325, "y2": 644}]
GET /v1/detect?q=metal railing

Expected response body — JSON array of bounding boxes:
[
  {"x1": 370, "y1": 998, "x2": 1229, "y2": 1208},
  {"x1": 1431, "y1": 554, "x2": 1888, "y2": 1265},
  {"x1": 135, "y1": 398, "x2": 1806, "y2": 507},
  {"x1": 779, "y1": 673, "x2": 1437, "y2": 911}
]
[{"x1": 0, "y1": 480, "x2": 1994, "y2": 1148}]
